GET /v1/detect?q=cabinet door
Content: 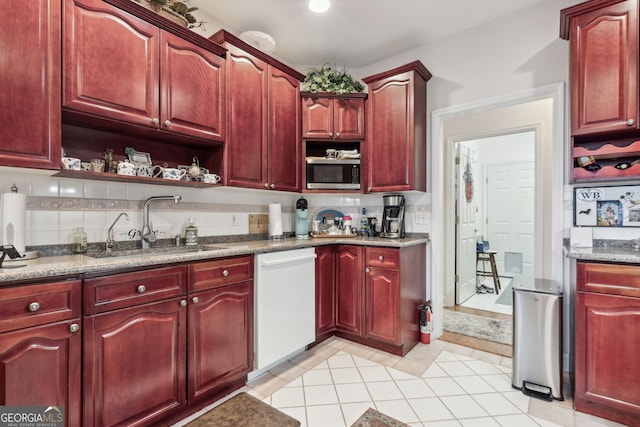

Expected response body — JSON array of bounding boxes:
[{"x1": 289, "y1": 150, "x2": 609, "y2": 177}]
[
  {"x1": 334, "y1": 98, "x2": 365, "y2": 140},
  {"x1": 570, "y1": 1, "x2": 638, "y2": 136},
  {"x1": 365, "y1": 266, "x2": 400, "y2": 345},
  {"x1": 575, "y1": 291, "x2": 640, "y2": 425},
  {"x1": 315, "y1": 246, "x2": 336, "y2": 336},
  {"x1": 0, "y1": 0, "x2": 61, "y2": 169},
  {"x1": 160, "y1": 31, "x2": 225, "y2": 141},
  {"x1": 83, "y1": 298, "x2": 186, "y2": 427},
  {"x1": 0, "y1": 320, "x2": 81, "y2": 427},
  {"x1": 225, "y1": 45, "x2": 269, "y2": 189},
  {"x1": 64, "y1": 0, "x2": 160, "y2": 127},
  {"x1": 302, "y1": 97, "x2": 333, "y2": 139},
  {"x1": 335, "y1": 246, "x2": 363, "y2": 335},
  {"x1": 188, "y1": 282, "x2": 253, "y2": 402},
  {"x1": 367, "y1": 72, "x2": 418, "y2": 191},
  {"x1": 268, "y1": 67, "x2": 302, "y2": 192}
]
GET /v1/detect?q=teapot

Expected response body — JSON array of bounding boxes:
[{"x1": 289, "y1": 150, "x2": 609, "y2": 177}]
[{"x1": 188, "y1": 157, "x2": 201, "y2": 178}]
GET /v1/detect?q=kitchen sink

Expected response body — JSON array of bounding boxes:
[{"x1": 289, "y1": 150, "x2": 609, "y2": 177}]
[{"x1": 85, "y1": 244, "x2": 228, "y2": 259}]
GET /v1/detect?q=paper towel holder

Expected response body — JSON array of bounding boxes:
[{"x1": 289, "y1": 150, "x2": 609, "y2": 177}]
[{"x1": 0, "y1": 245, "x2": 25, "y2": 268}]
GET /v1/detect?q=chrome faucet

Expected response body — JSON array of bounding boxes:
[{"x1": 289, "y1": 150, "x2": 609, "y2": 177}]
[
  {"x1": 141, "y1": 195, "x2": 181, "y2": 249},
  {"x1": 106, "y1": 212, "x2": 130, "y2": 252}
]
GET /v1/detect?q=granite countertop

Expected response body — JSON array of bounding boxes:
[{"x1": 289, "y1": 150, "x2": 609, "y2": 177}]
[
  {"x1": 564, "y1": 244, "x2": 640, "y2": 264},
  {"x1": 0, "y1": 235, "x2": 429, "y2": 284}
]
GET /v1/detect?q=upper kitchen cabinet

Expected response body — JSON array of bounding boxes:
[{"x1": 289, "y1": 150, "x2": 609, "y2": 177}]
[
  {"x1": 362, "y1": 61, "x2": 431, "y2": 193},
  {"x1": 302, "y1": 93, "x2": 366, "y2": 140},
  {"x1": 210, "y1": 30, "x2": 303, "y2": 192},
  {"x1": 561, "y1": 0, "x2": 640, "y2": 182},
  {"x1": 0, "y1": 0, "x2": 61, "y2": 170},
  {"x1": 64, "y1": 0, "x2": 226, "y2": 143},
  {"x1": 561, "y1": 0, "x2": 638, "y2": 137}
]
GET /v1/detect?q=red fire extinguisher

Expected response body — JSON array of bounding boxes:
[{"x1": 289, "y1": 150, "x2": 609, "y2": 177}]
[{"x1": 419, "y1": 300, "x2": 433, "y2": 344}]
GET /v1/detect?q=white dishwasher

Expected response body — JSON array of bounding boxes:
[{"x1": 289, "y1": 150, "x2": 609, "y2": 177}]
[{"x1": 253, "y1": 248, "x2": 316, "y2": 375}]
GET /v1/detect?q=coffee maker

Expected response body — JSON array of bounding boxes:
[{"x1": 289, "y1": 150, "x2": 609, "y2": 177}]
[
  {"x1": 295, "y1": 197, "x2": 309, "y2": 239},
  {"x1": 380, "y1": 195, "x2": 405, "y2": 238}
]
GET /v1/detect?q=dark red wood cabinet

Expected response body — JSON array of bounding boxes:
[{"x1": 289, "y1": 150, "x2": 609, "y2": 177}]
[
  {"x1": 211, "y1": 30, "x2": 303, "y2": 192},
  {"x1": 561, "y1": 0, "x2": 640, "y2": 182},
  {"x1": 64, "y1": 0, "x2": 225, "y2": 142},
  {"x1": 335, "y1": 246, "x2": 365, "y2": 336},
  {"x1": 562, "y1": 0, "x2": 638, "y2": 137},
  {"x1": 0, "y1": 280, "x2": 82, "y2": 427},
  {"x1": 575, "y1": 261, "x2": 640, "y2": 426},
  {"x1": 0, "y1": 0, "x2": 61, "y2": 169},
  {"x1": 187, "y1": 256, "x2": 254, "y2": 403},
  {"x1": 315, "y1": 244, "x2": 426, "y2": 356},
  {"x1": 302, "y1": 93, "x2": 366, "y2": 140},
  {"x1": 362, "y1": 61, "x2": 431, "y2": 193},
  {"x1": 83, "y1": 267, "x2": 188, "y2": 427},
  {"x1": 315, "y1": 246, "x2": 337, "y2": 338},
  {"x1": 82, "y1": 259, "x2": 254, "y2": 426}
]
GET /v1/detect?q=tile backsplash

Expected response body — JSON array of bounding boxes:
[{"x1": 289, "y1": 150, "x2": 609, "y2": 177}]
[{"x1": 0, "y1": 168, "x2": 431, "y2": 249}]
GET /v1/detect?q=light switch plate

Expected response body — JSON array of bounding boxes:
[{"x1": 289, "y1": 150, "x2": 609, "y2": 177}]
[{"x1": 249, "y1": 214, "x2": 269, "y2": 234}]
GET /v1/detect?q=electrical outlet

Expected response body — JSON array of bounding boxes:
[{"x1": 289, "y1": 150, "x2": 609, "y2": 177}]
[
  {"x1": 415, "y1": 212, "x2": 427, "y2": 224},
  {"x1": 231, "y1": 214, "x2": 238, "y2": 226}
]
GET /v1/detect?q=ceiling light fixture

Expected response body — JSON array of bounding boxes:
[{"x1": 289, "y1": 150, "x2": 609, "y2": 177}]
[{"x1": 309, "y1": 0, "x2": 330, "y2": 13}]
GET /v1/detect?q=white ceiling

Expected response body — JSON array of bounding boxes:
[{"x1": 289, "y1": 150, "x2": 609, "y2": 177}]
[{"x1": 189, "y1": 0, "x2": 562, "y2": 68}]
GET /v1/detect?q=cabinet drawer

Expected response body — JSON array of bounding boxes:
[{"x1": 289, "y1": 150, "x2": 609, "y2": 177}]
[
  {"x1": 84, "y1": 266, "x2": 186, "y2": 315},
  {"x1": 365, "y1": 247, "x2": 399, "y2": 269},
  {"x1": 577, "y1": 261, "x2": 640, "y2": 298},
  {"x1": 189, "y1": 255, "x2": 253, "y2": 292},
  {"x1": 0, "y1": 279, "x2": 81, "y2": 333}
]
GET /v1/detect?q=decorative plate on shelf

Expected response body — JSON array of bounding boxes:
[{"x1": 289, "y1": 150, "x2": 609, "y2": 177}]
[{"x1": 314, "y1": 208, "x2": 345, "y2": 222}]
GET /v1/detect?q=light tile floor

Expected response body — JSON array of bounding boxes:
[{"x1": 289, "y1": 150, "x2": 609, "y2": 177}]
[
  {"x1": 461, "y1": 278, "x2": 513, "y2": 315},
  {"x1": 173, "y1": 337, "x2": 627, "y2": 427}
]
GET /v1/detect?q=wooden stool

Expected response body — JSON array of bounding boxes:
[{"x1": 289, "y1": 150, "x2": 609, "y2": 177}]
[{"x1": 476, "y1": 250, "x2": 501, "y2": 293}]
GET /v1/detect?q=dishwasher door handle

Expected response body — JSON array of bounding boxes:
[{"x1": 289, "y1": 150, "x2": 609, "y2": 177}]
[{"x1": 260, "y1": 253, "x2": 317, "y2": 268}]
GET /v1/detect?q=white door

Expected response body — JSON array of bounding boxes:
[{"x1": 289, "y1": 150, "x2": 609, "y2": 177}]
[
  {"x1": 486, "y1": 161, "x2": 535, "y2": 279},
  {"x1": 455, "y1": 144, "x2": 478, "y2": 304}
]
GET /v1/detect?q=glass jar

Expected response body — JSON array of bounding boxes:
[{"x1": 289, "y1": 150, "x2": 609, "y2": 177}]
[{"x1": 72, "y1": 227, "x2": 88, "y2": 253}]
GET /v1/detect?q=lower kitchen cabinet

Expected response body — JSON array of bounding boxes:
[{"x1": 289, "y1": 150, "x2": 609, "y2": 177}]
[
  {"x1": 83, "y1": 258, "x2": 254, "y2": 427},
  {"x1": 83, "y1": 298, "x2": 187, "y2": 427},
  {"x1": 315, "y1": 244, "x2": 426, "y2": 356},
  {"x1": 188, "y1": 281, "x2": 253, "y2": 402},
  {"x1": 187, "y1": 256, "x2": 254, "y2": 402},
  {"x1": 575, "y1": 261, "x2": 640, "y2": 425},
  {"x1": 335, "y1": 245, "x2": 365, "y2": 336},
  {"x1": 315, "y1": 246, "x2": 337, "y2": 338},
  {"x1": 0, "y1": 279, "x2": 82, "y2": 427}
]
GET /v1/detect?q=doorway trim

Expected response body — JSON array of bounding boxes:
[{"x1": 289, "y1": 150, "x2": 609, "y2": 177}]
[{"x1": 429, "y1": 82, "x2": 565, "y2": 339}]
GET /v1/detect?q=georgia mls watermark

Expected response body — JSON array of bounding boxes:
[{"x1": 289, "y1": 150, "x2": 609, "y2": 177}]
[{"x1": 0, "y1": 406, "x2": 64, "y2": 427}]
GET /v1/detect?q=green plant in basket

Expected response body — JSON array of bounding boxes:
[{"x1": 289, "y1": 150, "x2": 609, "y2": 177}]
[{"x1": 302, "y1": 65, "x2": 365, "y2": 94}]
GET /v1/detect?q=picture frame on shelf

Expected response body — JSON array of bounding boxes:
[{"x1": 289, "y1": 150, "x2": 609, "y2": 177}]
[{"x1": 125, "y1": 147, "x2": 152, "y2": 164}]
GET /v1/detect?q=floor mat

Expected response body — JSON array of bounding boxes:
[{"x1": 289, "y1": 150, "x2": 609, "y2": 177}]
[
  {"x1": 350, "y1": 408, "x2": 410, "y2": 427},
  {"x1": 186, "y1": 392, "x2": 300, "y2": 427},
  {"x1": 443, "y1": 309, "x2": 512, "y2": 345}
]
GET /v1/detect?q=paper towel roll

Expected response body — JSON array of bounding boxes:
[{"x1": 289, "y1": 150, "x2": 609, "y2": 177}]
[
  {"x1": 268, "y1": 203, "x2": 283, "y2": 238},
  {"x1": 2, "y1": 192, "x2": 26, "y2": 254}
]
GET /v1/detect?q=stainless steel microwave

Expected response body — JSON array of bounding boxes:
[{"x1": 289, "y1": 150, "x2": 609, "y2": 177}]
[{"x1": 305, "y1": 158, "x2": 360, "y2": 190}]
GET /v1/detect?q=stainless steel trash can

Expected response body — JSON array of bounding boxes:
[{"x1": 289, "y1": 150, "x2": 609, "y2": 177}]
[{"x1": 512, "y1": 278, "x2": 563, "y2": 401}]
